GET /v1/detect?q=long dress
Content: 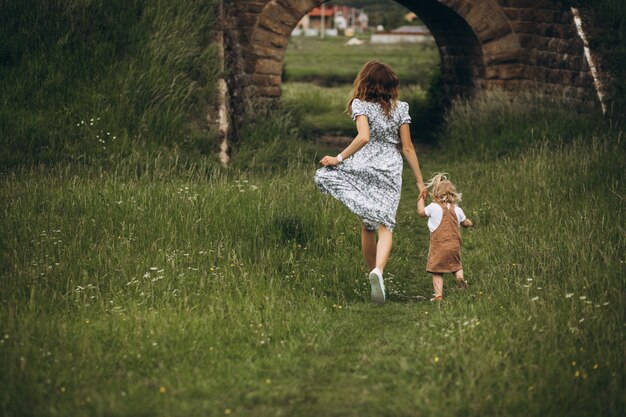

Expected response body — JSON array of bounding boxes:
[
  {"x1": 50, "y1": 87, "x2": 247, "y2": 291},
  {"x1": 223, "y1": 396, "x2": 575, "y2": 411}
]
[{"x1": 314, "y1": 98, "x2": 411, "y2": 232}]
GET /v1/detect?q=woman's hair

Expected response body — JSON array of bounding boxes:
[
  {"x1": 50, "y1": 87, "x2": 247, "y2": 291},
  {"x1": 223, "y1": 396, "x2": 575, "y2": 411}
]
[
  {"x1": 346, "y1": 60, "x2": 399, "y2": 118},
  {"x1": 426, "y1": 172, "x2": 462, "y2": 204}
]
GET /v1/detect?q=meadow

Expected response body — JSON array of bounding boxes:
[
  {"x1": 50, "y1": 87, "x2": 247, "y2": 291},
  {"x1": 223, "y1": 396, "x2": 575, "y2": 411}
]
[
  {"x1": 284, "y1": 36, "x2": 439, "y2": 86},
  {"x1": 2, "y1": 94, "x2": 624, "y2": 416},
  {"x1": 1, "y1": 1, "x2": 625, "y2": 416}
]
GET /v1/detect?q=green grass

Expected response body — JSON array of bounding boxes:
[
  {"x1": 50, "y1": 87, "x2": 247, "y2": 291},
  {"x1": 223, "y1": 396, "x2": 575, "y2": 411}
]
[
  {"x1": 284, "y1": 36, "x2": 439, "y2": 86},
  {"x1": 1, "y1": 2, "x2": 625, "y2": 415},
  {"x1": 282, "y1": 82, "x2": 439, "y2": 141},
  {"x1": 0, "y1": 0, "x2": 220, "y2": 168},
  {"x1": 1, "y1": 99, "x2": 624, "y2": 415},
  {"x1": 440, "y1": 90, "x2": 613, "y2": 158}
]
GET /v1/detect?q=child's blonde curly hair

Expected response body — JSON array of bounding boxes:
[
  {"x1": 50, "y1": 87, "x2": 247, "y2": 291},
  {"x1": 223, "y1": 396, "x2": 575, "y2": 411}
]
[{"x1": 426, "y1": 172, "x2": 462, "y2": 204}]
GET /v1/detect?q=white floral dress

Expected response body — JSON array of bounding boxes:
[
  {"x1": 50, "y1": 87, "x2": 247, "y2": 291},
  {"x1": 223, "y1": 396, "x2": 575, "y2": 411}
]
[{"x1": 314, "y1": 98, "x2": 411, "y2": 231}]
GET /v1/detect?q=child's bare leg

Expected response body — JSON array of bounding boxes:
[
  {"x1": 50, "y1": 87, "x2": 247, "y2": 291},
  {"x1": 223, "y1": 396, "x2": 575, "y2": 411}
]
[
  {"x1": 375, "y1": 225, "x2": 393, "y2": 273},
  {"x1": 454, "y1": 269, "x2": 468, "y2": 289},
  {"x1": 432, "y1": 273, "x2": 444, "y2": 299},
  {"x1": 361, "y1": 224, "x2": 376, "y2": 271}
]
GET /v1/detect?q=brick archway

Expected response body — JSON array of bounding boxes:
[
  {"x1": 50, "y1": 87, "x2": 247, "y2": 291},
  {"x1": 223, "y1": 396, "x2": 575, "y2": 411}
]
[{"x1": 223, "y1": 0, "x2": 597, "y2": 129}]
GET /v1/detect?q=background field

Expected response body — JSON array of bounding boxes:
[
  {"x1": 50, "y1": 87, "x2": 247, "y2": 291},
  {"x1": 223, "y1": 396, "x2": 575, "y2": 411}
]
[
  {"x1": 1, "y1": 1, "x2": 625, "y2": 416},
  {"x1": 284, "y1": 36, "x2": 439, "y2": 86}
]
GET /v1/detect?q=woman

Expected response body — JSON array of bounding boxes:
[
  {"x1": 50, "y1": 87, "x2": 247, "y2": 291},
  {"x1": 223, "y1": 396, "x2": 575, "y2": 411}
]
[{"x1": 315, "y1": 60, "x2": 426, "y2": 304}]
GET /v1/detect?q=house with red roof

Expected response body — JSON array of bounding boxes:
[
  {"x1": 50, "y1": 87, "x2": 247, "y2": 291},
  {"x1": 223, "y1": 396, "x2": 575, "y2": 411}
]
[{"x1": 293, "y1": 5, "x2": 368, "y2": 36}]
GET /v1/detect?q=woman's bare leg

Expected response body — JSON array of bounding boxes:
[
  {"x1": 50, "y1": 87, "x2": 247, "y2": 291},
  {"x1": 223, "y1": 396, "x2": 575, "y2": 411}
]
[
  {"x1": 432, "y1": 273, "x2": 444, "y2": 299},
  {"x1": 375, "y1": 225, "x2": 393, "y2": 272},
  {"x1": 361, "y1": 224, "x2": 376, "y2": 271}
]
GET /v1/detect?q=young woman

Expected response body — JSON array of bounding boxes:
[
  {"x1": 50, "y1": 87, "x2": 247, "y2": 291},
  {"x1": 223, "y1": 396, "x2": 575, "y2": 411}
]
[{"x1": 315, "y1": 60, "x2": 426, "y2": 304}]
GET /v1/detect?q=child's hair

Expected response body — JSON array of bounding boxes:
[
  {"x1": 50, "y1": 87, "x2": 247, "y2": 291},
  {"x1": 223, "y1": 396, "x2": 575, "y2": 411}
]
[
  {"x1": 346, "y1": 60, "x2": 399, "y2": 118},
  {"x1": 426, "y1": 172, "x2": 462, "y2": 204}
]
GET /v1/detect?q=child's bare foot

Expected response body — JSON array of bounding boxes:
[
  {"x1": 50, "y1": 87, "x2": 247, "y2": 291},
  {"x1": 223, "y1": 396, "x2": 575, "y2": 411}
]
[
  {"x1": 430, "y1": 295, "x2": 443, "y2": 302},
  {"x1": 456, "y1": 278, "x2": 468, "y2": 290}
]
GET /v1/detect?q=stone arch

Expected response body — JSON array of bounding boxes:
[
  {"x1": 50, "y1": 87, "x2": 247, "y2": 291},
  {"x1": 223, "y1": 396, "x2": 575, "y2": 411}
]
[{"x1": 224, "y1": 0, "x2": 597, "y2": 126}]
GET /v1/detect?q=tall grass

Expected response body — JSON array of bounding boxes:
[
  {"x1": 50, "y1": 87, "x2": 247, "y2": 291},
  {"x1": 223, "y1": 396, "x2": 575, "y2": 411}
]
[
  {"x1": 0, "y1": 0, "x2": 220, "y2": 168},
  {"x1": 1, "y1": 97, "x2": 624, "y2": 415},
  {"x1": 439, "y1": 90, "x2": 613, "y2": 158}
]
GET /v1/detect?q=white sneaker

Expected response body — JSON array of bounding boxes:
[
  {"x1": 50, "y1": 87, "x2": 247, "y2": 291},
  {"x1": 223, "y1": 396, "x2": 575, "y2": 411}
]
[{"x1": 368, "y1": 268, "x2": 385, "y2": 304}]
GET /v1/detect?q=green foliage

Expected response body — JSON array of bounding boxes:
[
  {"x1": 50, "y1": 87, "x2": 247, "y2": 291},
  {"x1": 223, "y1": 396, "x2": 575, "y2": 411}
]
[
  {"x1": 229, "y1": 107, "x2": 333, "y2": 174},
  {"x1": 0, "y1": 0, "x2": 220, "y2": 168},
  {"x1": 282, "y1": 83, "x2": 355, "y2": 137},
  {"x1": 440, "y1": 90, "x2": 612, "y2": 158},
  {"x1": 404, "y1": 70, "x2": 445, "y2": 143}
]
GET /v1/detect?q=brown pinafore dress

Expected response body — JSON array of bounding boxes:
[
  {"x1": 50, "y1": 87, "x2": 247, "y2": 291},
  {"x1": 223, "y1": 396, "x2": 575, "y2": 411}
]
[{"x1": 426, "y1": 202, "x2": 462, "y2": 273}]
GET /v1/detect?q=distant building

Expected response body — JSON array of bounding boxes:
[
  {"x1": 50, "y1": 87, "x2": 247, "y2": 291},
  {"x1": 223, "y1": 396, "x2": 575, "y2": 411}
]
[
  {"x1": 371, "y1": 25, "x2": 433, "y2": 44},
  {"x1": 292, "y1": 6, "x2": 368, "y2": 36},
  {"x1": 405, "y1": 12, "x2": 418, "y2": 23}
]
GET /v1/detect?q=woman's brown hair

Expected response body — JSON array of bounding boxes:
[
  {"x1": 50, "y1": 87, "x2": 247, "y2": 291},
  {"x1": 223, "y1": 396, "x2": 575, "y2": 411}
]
[{"x1": 346, "y1": 60, "x2": 399, "y2": 118}]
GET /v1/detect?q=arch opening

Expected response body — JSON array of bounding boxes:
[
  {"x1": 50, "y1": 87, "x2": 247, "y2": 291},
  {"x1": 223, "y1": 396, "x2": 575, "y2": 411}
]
[
  {"x1": 397, "y1": 0, "x2": 485, "y2": 98},
  {"x1": 224, "y1": 0, "x2": 597, "y2": 136},
  {"x1": 281, "y1": 1, "x2": 448, "y2": 143},
  {"x1": 246, "y1": 0, "x2": 491, "y2": 101}
]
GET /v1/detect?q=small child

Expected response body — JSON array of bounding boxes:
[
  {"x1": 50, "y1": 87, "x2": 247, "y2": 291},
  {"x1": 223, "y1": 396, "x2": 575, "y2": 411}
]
[{"x1": 417, "y1": 173, "x2": 473, "y2": 301}]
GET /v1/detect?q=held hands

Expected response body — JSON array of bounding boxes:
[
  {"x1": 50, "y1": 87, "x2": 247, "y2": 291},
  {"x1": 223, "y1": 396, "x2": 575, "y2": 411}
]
[
  {"x1": 418, "y1": 186, "x2": 429, "y2": 201},
  {"x1": 319, "y1": 155, "x2": 339, "y2": 167}
]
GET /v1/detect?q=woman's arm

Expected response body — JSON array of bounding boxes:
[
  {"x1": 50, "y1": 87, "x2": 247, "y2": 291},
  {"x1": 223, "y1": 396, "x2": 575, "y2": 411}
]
[
  {"x1": 399, "y1": 124, "x2": 425, "y2": 191},
  {"x1": 320, "y1": 116, "x2": 370, "y2": 166}
]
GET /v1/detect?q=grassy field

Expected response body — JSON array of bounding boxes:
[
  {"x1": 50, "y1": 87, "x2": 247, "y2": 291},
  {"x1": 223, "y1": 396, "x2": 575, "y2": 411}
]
[
  {"x1": 2, "y1": 99, "x2": 624, "y2": 415},
  {"x1": 0, "y1": 0, "x2": 220, "y2": 169},
  {"x1": 2, "y1": 1, "x2": 625, "y2": 416},
  {"x1": 284, "y1": 36, "x2": 439, "y2": 86}
]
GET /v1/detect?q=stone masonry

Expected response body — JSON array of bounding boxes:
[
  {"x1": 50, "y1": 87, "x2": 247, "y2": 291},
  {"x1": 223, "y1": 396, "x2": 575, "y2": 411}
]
[{"x1": 222, "y1": 0, "x2": 598, "y2": 131}]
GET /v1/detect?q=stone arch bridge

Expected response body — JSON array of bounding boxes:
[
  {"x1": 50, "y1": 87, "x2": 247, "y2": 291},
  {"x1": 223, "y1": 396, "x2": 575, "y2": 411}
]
[{"x1": 217, "y1": 0, "x2": 599, "y2": 140}]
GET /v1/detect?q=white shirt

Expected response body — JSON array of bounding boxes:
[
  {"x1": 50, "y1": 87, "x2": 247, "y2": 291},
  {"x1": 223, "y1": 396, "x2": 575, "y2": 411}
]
[{"x1": 424, "y1": 203, "x2": 466, "y2": 233}]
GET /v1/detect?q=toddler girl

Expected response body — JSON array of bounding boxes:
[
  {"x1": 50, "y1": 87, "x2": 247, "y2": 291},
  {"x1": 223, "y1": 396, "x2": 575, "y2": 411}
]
[{"x1": 417, "y1": 173, "x2": 473, "y2": 301}]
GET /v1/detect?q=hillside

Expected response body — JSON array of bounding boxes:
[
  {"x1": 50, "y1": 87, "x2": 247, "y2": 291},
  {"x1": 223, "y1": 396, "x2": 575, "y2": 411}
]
[{"x1": 0, "y1": 0, "x2": 220, "y2": 168}]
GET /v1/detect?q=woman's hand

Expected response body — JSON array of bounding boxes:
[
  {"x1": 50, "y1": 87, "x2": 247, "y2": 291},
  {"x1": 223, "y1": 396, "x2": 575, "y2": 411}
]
[
  {"x1": 320, "y1": 156, "x2": 339, "y2": 166},
  {"x1": 419, "y1": 187, "x2": 429, "y2": 201}
]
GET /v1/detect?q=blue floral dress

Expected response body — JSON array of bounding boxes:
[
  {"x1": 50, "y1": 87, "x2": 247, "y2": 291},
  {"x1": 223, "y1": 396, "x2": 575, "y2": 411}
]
[{"x1": 314, "y1": 99, "x2": 411, "y2": 232}]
